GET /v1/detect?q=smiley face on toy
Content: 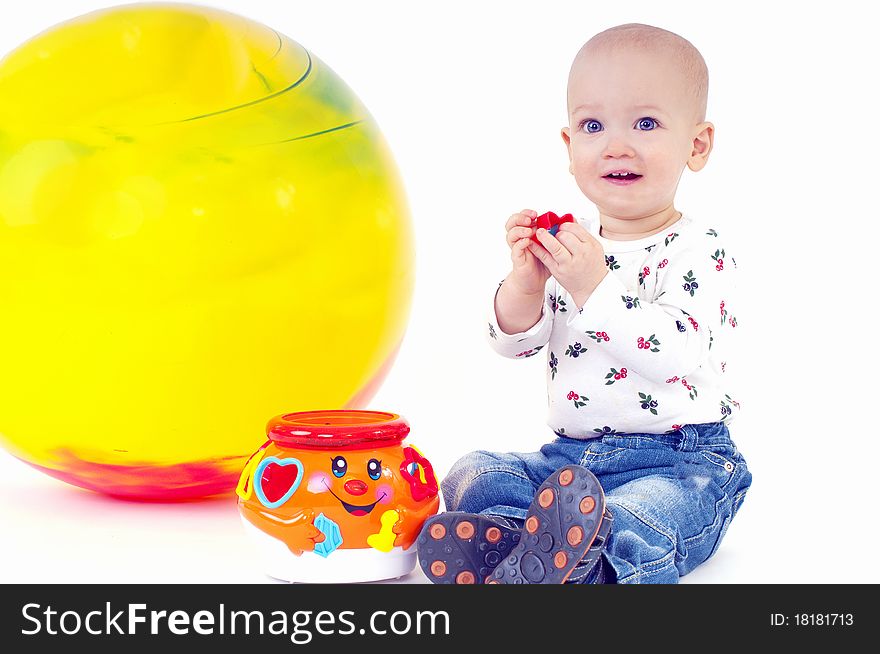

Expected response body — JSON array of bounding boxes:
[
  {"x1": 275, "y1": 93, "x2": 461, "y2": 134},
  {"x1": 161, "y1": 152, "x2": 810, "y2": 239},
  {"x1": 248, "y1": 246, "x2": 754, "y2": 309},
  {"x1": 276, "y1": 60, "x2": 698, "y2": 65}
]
[
  {"x1": 320, "y1": 455, "x2": 386, "y2": 517},
  {"x1": 237, "y1": 411, "x2": 439, "y2": 564}
]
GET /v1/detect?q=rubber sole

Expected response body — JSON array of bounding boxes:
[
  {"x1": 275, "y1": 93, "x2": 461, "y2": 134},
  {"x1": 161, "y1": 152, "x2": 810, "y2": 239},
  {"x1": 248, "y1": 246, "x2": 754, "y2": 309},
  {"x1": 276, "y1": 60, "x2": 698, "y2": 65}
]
[
  {"x1": 417, "y1": 512, "x2": 522, "y2": 584},
  {"x1": 488, "y1": 465, "x2": 606, "y2": 584}
]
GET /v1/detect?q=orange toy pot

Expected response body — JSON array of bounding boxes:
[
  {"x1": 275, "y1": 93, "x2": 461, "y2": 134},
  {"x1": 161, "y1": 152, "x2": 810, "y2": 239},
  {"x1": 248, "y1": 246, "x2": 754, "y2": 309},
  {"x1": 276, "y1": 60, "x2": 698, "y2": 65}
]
[{"x1": 237, "y1": 410, "x2": 439, "y2": 582}]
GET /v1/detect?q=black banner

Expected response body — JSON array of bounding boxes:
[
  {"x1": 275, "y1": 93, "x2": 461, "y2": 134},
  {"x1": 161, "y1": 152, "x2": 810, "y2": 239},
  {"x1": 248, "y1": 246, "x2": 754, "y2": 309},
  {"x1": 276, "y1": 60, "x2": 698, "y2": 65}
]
[{"x1": 0, "y1": 584, "x2": 871, "y2": 650}]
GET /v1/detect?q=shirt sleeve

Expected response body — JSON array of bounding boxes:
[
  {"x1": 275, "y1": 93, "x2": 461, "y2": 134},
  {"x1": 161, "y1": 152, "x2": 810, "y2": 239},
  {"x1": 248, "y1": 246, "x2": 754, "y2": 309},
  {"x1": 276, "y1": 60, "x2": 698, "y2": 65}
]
[
  {"x1": 566, "y1": 232, "x2": 734, "y2": 383},
  {"x1": 486, "y1": 278, "x2": 556, "y2": 359}
]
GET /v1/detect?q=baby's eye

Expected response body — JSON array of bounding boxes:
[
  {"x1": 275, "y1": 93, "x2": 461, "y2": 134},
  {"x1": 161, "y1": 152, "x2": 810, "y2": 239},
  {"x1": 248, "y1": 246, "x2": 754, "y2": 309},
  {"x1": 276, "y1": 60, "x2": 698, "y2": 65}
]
[
  {"x1": 580, "y1": 119, "x2": 603, "y2": 133},
  {"x1": 635, "y1": 117, "x2": 658, "y2": 131}
]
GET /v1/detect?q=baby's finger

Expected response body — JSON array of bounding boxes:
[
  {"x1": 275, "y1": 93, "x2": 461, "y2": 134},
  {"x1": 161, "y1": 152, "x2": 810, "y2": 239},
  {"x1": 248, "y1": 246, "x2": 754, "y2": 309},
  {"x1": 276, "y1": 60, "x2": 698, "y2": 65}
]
[
  {"x1": 534, "y1": 228, "x2": 571, "y2": 263},
  {"x1": 515, "y1": 235, "x2": 534, "y2": 252},
  {"x1": 511, "y1": 235, "x2": 531, "y2": 259},
  {"x1": 505, "y1": 211, "x2": 537, "y2": 232},
  {"x1": 556, "y1": 221, "x2": 591, "y2": 241},
  {"x1": 556, "y1": 229, "x2": 587, "y2": 252},
  {"x1": 526, "y1": 241, "x2": 555, "y2": 272},
  {"x1": 557, "y1": 227, "x2": 603, "y2": 259},
  {"x1": 506, "y1": 226, "x2": 535, "y2": 247}
]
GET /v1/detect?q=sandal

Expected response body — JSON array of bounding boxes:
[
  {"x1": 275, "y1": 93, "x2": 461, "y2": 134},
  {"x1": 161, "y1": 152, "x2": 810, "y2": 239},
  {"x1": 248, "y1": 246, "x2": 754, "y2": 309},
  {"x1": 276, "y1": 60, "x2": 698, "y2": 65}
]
[
  {"x1": 417, "y1": 512, "x2": 523, "y2": 584},
  {"x1": 488, "y1": 465, "x2": 608, "y2": 584}
]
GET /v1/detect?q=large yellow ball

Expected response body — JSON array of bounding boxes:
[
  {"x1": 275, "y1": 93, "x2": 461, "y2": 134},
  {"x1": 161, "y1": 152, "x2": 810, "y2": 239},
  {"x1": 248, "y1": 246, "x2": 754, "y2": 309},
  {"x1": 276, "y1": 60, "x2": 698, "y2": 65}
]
[{"x1": 0, "y1": 5, "x2": 413, "y2": 499}]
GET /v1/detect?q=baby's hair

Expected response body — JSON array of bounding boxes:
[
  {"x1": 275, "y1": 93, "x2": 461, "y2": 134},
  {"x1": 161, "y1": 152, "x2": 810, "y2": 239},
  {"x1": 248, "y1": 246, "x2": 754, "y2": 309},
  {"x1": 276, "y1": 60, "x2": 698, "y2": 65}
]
[{"x1": 572, "y1": 23, "x2": 709, "y2": 123}]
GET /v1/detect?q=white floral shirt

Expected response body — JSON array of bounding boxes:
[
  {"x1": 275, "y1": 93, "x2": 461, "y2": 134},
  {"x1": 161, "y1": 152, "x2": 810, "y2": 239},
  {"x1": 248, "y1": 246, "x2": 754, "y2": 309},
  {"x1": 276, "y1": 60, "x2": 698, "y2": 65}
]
[{"x1": 487, "y1": 215, "x2": 740, "y2": 437}]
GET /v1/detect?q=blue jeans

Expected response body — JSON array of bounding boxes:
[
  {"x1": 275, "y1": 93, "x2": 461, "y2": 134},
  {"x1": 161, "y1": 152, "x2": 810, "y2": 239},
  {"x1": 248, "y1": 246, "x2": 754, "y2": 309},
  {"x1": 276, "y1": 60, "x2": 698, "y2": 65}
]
[{"x1": 441, "y1": 423, "x2": 752, "y2": 584}]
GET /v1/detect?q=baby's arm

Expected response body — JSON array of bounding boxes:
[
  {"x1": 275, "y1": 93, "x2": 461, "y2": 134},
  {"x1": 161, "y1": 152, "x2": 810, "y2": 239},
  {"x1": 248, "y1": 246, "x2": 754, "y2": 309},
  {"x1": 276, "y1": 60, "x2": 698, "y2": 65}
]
[
  {"x1": 496, "y1": 210, "x2": 549, "y2": 333},
  {"x1": 495, "y1": 273, "x2": 545, "y2": 335},
  {"x1": 486, "y1": 210, "x2": 556, "y2": 358},
  {"x1": 487, "y1": 276, "x2": 556, "y2": 359},
  {"x1": 567, "y1": 233, "x2": 735, "y2": 383}
]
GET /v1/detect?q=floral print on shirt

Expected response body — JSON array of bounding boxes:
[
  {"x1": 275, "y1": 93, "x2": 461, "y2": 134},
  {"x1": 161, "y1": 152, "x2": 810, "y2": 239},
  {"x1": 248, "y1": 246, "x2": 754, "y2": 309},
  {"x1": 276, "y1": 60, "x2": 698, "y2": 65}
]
[{"x1": 488, "y1": 218, "x2": 741, "y2": 435}]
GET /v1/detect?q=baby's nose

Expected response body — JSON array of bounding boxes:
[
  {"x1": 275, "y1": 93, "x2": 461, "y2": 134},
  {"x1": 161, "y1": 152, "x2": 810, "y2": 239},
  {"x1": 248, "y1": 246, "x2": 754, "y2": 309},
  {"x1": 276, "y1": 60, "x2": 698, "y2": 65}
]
[
  {"x1": 344, "y1": 479, "x2": 368, "y2": 496},
  {"x1": 603, "y1": 135, "x2": 635, "y2": 158}
]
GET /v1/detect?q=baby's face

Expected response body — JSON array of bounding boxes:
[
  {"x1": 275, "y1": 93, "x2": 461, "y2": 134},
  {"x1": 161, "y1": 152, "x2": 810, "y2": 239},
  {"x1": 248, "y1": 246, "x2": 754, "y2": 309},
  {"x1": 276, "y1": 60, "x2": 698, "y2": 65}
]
[{"x1": 562, "y1": 45, "x2": 709, "y2": 221}]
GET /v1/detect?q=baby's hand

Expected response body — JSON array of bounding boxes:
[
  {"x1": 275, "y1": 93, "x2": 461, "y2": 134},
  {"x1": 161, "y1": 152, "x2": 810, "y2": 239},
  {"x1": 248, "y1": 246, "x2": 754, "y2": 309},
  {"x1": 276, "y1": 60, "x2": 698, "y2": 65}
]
[
  {"x1": 506, "y1": 209, "x2": 550, "y2": 296},
  {"x1": 529, "y1": 222, "x2": 607, "y2": 308}
]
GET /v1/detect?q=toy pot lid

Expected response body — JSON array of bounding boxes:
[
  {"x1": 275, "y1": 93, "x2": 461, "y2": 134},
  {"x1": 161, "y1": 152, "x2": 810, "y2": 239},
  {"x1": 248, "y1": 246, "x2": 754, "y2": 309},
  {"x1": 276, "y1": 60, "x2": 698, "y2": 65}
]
[{"x1": 266, "y1": 410, "x2": 410, "y2": 450}]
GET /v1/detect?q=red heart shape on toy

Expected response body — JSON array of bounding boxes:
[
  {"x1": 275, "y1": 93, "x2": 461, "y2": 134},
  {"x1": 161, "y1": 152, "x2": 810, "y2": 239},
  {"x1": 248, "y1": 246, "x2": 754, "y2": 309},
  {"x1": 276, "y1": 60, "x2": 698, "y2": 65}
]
[
  {"x1": 255, "y1": 456, "x2": 304, "y2": 507},
  {"x1": 531, "y1": 212, "x2": 575, "y2": 243}
]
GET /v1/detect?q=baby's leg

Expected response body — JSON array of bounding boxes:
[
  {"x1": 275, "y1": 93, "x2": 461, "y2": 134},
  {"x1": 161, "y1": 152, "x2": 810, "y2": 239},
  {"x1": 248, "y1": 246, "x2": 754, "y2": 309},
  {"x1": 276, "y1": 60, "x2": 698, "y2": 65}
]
[
  {"x1": 585, "y1": 430, "x2": 751, "y2": 583},
  {"x1": 441, "y1": 440, "x2": 587, "y2": 521}
]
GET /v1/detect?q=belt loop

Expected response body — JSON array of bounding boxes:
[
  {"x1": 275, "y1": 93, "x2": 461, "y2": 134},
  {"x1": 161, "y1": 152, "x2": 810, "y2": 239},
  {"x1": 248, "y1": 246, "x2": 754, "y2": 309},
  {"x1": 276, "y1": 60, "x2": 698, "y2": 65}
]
[{"x1": 679, "y1": 424, "x2": 699, "y2": 451}]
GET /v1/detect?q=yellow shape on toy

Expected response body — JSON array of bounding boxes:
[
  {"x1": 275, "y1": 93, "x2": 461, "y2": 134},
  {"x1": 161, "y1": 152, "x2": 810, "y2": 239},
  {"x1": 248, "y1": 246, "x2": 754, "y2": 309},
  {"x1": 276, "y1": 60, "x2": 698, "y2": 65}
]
[
  {"x1": 235, "y1": 448, "x2": 266, "y2": 502},
  {"x1": 367, "y1": 510, "x2": 400, "y2": 553},
  {"x1": 0, "y1": 5, "x2": 413, "y2": 499}
]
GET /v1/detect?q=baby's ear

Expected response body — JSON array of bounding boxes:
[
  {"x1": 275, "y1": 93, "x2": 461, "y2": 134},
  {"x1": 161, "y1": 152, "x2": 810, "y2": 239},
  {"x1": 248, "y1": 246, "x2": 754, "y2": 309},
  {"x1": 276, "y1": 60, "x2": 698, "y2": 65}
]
[
  {"x1": 561, "y1": 127, "x2": 574, "y2": 174},
  {"x1": 687, "y1": 122, "x2": 714, "y2": 172}
]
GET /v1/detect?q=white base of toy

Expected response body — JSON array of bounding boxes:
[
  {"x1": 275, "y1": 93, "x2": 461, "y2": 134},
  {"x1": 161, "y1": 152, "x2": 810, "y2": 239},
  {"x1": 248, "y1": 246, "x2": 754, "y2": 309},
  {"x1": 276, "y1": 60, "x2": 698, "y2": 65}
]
[{"x1": 241, "y1": 516, "x2": 418, "y2": 583}]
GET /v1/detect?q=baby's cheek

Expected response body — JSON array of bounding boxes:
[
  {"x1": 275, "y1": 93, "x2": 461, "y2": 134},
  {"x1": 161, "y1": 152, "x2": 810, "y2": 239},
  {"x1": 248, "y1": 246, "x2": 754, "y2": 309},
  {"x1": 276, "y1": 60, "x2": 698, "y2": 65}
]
[
  {"x1": 376, "y1": 483, "x2": 394, "y2": 504},
  {"x1": 307, "y1": 472, "x2": 331, "y2": 494}
]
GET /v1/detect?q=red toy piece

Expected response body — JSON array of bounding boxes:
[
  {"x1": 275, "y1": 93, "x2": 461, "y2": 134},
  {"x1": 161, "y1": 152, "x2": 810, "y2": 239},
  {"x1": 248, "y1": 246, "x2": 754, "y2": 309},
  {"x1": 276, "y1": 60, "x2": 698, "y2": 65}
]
[
  {"x1": 531, "y1": 212, "x2": 575, "y2": 243},
  {"x1": 399, "y1": 446, "x2": 439, "y2": 502}
]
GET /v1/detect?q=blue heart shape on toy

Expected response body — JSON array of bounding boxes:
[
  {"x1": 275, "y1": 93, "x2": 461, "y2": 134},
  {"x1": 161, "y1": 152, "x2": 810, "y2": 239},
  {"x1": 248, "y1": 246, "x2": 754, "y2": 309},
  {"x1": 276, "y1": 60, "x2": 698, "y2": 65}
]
[{"x1": 254, "y1": 456, "x2": 304, "y2": 509}]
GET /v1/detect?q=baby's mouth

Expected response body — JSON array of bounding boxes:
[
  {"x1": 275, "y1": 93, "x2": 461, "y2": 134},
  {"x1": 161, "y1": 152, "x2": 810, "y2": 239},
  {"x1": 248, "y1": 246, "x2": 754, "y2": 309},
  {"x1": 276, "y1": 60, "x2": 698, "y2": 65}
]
[{"x1": 603, "y1": 172, "x2": 642, "y2": 181}]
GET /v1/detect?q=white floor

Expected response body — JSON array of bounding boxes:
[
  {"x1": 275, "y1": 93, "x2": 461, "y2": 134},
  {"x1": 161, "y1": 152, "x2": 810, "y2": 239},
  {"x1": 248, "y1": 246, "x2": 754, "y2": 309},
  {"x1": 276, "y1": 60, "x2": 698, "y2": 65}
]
[{"x1": 0, "y1": 446, "x2": 761, "y2": 584}]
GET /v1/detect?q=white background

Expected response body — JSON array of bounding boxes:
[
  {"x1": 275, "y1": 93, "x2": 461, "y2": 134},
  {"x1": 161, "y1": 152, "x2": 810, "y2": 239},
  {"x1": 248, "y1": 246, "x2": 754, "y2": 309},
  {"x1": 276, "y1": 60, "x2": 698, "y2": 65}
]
[{"x1": 1, "y1": 0, "x2": 877, "y2": 584}]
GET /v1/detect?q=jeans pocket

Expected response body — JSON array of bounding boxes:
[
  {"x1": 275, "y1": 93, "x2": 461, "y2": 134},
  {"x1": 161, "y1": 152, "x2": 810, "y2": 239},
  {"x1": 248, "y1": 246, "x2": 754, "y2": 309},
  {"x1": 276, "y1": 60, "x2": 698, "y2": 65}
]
[{"x1": 698, "y1": 450, "x2": 738, "y2": 489}]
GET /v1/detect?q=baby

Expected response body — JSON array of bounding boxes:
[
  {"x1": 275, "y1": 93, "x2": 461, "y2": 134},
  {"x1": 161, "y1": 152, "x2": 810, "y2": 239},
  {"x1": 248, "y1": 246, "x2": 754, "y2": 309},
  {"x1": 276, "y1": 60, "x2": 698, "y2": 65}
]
[{"x1": 417, "y1": 24, "x2": 752, "y2": 584}]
